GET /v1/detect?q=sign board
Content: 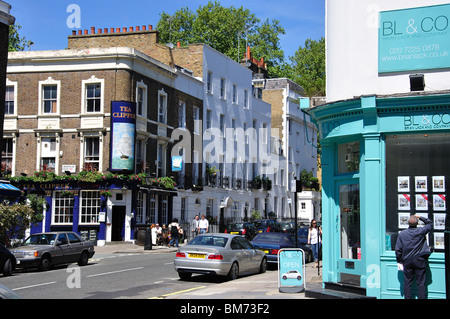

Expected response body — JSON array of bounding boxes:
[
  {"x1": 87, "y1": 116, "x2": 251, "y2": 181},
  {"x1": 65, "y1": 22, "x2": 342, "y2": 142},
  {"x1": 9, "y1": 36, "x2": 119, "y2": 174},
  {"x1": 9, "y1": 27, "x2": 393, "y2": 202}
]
[
  {"x1": 278, "y1": 248, "x2": 305, "y2": 293},
  {"x1": 110, "y1": 101, "x2": 136, "y2": 171},
  {"x1": 171, "y1": 156, "x2": 183, "y2": 172},
  {"x1": 379, "y1": 4, "x2": 450, "y2": 73}
]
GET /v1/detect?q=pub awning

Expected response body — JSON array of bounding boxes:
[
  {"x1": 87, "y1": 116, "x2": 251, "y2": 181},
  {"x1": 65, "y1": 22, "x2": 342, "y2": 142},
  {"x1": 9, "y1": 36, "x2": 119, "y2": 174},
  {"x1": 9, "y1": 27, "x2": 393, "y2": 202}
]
[{"x1": 0, "y1": 182, "x2": 21, "y2": 198}]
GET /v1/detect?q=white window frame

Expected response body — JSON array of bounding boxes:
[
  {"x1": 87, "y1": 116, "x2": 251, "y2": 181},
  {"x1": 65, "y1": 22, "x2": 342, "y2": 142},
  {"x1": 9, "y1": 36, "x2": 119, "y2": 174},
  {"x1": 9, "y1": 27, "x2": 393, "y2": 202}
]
[
  {"x1": 52, "y1": 191, "x2": 75, "y2": 225},
  {"x1": 158, "y1": 89, "x2": 167, "y2": 124},
  {"x1": 81, "y1": 76, "x2": 104, "y2": 114},
  {"x1": 136, "y1": 80, "x2": 148, "y2": 118},
  {"x1": 79, "y1": 190, "x2": 101, "y2": 225},
  {"x1": 5, "y1": 79, "x2": 17, "y2": 116},
  {"x1": 80, "y1": 132, "x2": 103, "y2": 172},
  {"x1": 38, "y1": 77, "x2": 60, "y2": 115},
  {"x1": 178, "y1": 101, "x2": 186, "y2": 129},
  {"x1": 136, "y1": 191, "x2": 146, "y2": 224}
]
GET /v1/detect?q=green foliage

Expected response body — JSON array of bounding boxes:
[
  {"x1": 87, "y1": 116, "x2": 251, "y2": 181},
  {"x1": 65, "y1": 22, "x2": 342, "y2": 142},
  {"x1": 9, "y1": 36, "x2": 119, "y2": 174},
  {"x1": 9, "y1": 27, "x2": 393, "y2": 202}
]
[
  {"x1": 300, "y1": 169, "x2": 320, "y2": 191},
  {"x1": 251, "y1": 209, "x2": 261, "y2": 220},
  {"x1": 156, "y1": 1, "x2": 287, "y2": 78},
  {"x1": 8, "y1": 24, "x2": 32, "y2": 52},
  {"x1": 290, "y1": 37, "x2": 326, "y2": 97}
]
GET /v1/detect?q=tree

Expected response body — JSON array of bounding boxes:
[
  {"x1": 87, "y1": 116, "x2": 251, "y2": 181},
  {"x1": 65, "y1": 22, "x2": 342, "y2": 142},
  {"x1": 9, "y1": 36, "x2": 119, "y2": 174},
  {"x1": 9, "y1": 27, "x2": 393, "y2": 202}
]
[
  {"x1": 156, "y1": 1, "x2": 287, "y2": 78},
  {"x1": 8, "y1": 23, "x2": 32, "y2": 52},
  {"x1": 290, "y1": 37, "x2": 325, "y2": 97}
]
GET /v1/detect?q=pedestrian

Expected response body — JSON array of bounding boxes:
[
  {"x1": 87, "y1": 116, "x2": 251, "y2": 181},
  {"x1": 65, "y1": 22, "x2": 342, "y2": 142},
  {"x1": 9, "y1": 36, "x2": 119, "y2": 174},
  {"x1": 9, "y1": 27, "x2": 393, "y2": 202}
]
[
  {"x1": 308, "y1": 219, "x2": 321, "y2": 268},
  {"x1": 192, "y1": 215, "x2": 199, "y2": 237},
  {"x1": 395, "y1": 214, "x2": 432, "y2": 299},
  {"x1": 198, "y1": 214, "x2": 209, "y2": 234},
  {"x1": 168, "y1": 218, "x2": 180, "y2": 248},
  {"x1": 152, "y1": 223, "x2": 162, "y2": 246}
]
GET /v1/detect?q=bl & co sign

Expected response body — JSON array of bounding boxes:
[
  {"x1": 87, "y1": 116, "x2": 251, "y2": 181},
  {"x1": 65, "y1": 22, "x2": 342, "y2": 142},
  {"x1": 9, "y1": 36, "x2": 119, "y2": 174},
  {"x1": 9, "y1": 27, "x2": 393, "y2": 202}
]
[{"x1": 379, "y1": 4, "x2": 450, "y2": 73}]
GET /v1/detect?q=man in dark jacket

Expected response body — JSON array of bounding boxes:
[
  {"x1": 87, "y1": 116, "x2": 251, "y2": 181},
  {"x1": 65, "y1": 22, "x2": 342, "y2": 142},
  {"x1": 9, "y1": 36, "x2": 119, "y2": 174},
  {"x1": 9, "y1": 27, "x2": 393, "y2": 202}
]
[{"x1": 395, "y1": 215, "x2": 433, "y2": 299}]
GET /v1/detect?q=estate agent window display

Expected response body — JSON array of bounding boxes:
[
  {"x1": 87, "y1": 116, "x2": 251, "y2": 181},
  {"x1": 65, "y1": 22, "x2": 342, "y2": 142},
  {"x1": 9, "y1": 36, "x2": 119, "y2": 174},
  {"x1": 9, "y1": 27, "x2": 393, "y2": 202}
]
[{"x1": 385, "y1": 133, "x2": 450, "y2": 252}]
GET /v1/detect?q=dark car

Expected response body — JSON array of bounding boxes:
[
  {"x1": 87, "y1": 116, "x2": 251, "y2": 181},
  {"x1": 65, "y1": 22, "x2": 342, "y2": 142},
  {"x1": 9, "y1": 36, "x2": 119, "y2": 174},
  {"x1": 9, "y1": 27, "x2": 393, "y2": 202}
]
[
  {"x1": 225, "y1": 222, "x2": 259, "y2": 240},
  {"x1": 251, "y1": 232, "x2": 312, "y2": 264},
  {"x1": 0, "y1": 244, "x2": 16, "y2": 276},
  {"x1": 252, "y1": 219, "x2": 284, "y2": 233},
  {"x1": 9, "y1": 232, "x2": 95, "y2": 271},
  {"x1": 280, "y1": 221, "x2": 295, "y2": 232}
]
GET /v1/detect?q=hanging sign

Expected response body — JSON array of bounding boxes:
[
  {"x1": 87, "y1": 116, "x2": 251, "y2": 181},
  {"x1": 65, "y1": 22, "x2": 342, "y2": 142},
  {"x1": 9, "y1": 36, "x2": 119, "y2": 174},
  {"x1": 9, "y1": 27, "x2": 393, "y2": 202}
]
[{"x1": 110, "y1": 101, "x2": 136, "y2": 171}]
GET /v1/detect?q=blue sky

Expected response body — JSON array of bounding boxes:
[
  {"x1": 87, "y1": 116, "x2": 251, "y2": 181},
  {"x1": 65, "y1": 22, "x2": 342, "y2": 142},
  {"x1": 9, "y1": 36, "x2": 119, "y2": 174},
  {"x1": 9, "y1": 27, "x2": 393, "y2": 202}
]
[{"x1": 7, "y1": 0, "x2": 324, "y2": 59}]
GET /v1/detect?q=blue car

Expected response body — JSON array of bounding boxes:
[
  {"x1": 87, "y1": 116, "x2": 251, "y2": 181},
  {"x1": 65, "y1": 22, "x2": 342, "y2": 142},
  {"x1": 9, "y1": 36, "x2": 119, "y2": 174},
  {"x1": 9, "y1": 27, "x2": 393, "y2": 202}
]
[{"x1": 251, "y1": 232, "x2": 312, "y2": 264}]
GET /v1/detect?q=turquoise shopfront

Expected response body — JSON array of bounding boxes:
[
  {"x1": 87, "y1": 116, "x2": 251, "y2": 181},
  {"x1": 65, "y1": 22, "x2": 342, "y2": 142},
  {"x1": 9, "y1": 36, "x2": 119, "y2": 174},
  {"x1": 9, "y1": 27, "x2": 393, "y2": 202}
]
[{"x1": 303, "y1": 93, "x2": 449, "y2": 299}]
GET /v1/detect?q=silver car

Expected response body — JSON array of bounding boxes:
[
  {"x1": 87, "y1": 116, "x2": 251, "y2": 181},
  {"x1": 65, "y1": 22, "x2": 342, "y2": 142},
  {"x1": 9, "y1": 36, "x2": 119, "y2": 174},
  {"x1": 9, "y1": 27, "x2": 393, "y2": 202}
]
[
  {"x1": 174, "y1": 233, "x2": 267, "y2": 280},
  {"x1": 9, "y1": 232, "x2": 95, "y2": 271}
]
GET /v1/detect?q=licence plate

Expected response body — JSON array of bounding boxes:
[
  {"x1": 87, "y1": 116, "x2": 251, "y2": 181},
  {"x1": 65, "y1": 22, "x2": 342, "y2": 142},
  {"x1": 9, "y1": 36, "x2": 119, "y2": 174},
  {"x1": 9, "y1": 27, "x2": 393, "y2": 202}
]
[
  {"x1": 188, "y1": 253, "x2": 205, "y2": 258},
  {"x1": 230, "y1": 232, "x2": 239, "y2": 234},
  {"x1": 258, "y1": 230, "x2": 263, "y2": 233}
]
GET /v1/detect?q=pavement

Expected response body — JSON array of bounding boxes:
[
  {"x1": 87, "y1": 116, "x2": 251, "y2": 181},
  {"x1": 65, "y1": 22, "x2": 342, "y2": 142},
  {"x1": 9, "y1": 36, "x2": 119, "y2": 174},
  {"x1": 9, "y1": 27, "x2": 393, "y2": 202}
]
[{"x1": 94, "y1": 242, "x2": 323, "y2": 299}]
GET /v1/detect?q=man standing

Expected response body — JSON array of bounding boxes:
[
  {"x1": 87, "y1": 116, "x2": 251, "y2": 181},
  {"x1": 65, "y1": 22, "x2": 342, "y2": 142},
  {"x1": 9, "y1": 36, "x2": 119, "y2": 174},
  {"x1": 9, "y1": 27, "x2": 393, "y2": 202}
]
[
  {"x1": 198, "y1": 214, "x2": 209, "y2": 234},
  {"x1": 191, "y1": 215, "x2": 199, "y2": 237},
  {"x1": 395, "y1": 214, "x2": 433, "y2": 299}
]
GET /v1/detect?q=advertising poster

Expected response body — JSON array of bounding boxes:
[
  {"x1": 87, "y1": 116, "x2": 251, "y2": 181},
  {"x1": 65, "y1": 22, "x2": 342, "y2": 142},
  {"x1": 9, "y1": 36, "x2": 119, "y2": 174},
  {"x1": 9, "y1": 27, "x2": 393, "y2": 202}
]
[
  {"x1": 278, "y1": 248, "x2": 305, "y2": 293},
  {"x1": 379, "y1": 4, "x2": 450, "y2": 73},
  {"x1": 110, "y1": 101, "x2": 136, "y2": 171}
]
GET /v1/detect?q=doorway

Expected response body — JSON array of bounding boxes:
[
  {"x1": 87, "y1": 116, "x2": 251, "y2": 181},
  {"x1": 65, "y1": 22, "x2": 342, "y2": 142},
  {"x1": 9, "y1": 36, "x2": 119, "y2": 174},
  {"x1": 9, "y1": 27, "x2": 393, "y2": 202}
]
[{"x1": 112, "y1": 206, "x2": 126, "y2": 241}]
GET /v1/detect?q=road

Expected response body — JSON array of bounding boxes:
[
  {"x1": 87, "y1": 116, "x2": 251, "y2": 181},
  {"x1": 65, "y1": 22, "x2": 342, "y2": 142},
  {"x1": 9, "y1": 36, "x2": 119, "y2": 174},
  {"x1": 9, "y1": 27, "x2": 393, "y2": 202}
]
[{"x1": 0, "y1": 252, "x2": 217, "y2": 299}]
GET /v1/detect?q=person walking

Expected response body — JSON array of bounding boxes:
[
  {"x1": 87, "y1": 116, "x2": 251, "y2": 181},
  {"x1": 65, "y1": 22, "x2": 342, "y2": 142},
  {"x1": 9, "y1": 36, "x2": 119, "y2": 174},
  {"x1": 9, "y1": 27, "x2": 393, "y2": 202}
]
[
  {"x1": 168, "y1": 218, "x2": 180, "y2": 248},
  {"x1": 395, "y1": 214, "x2": 433, "y2": 299},
  {"x1": 198, "y1": 214, "x2": 209, "y2": 234},
  {"x1": 191, "y1": 215, "x2": 199, "y2": 238},
  {"x1": 308, "y1": 219, "x2": 321, "y2": 268}
]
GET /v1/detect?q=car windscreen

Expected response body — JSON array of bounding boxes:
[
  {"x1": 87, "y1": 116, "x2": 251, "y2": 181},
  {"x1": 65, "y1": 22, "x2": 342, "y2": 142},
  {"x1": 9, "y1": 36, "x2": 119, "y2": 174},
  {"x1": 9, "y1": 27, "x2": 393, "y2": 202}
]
[
  {"x1": 254, "y1": 233, "x2": 292, "y2": 243},
  {"x1": 253, "y1": 221, "x2": 266, "y2": 228},
  {"x1": 23, "y1": 234, "x2": 57, "y2": 245},
  {"x1": 188, "y1": 236, "x2": 228, "y2": 247}
]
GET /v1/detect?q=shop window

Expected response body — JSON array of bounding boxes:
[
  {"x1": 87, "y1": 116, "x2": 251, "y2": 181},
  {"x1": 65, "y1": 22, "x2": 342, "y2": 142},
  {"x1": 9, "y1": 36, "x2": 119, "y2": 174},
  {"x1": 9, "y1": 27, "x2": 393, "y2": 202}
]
[
  {"x1": 385, "y1": 133, "x2": 450, "y2": 252},
  {"x1": 80, "y1": 190, "x2": 101, "y2": 224},
  {"x1": 53, "y1": 191, "x2": 74, "y2": 224},
  {"x1": 339, "y1": 184, "x2": 360, "y2": 259},
  {"x1": 338, "y1": 141, "x2": 360, "y2": 174}
]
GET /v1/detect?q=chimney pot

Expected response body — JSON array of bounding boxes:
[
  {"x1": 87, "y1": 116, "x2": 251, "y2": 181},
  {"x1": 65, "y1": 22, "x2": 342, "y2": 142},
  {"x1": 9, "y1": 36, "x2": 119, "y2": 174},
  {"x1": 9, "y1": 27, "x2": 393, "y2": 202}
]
[
  {"x1": 72, "y1": 30, "x2": 77, "y2": 36},
  {"x1": 123, "y1": 27, "x2": 127, "y2": 32},
  {"x1": 136, "y1": 26, "x2": 140, "y2": 31},
  {"x1": 91, "y1": 27, "x2": 95, "y2": 34},
  {"x1": 148, "y1": 25, "x2": 153, "y2": 30},
  {"x1": 78, "y1": 30, "x2": 82, "y2": 35},
  {"x1": 116, "y1": 28, "x2": 120, "y2": 33},
  {"x1": 111, "y1": 28, "x2": 115, "y2": 33},
  {"x1": 177, "y1": 41, "x2": 181, "y2": 48},
  {"x1": 84, "y1": 29, "x2": 88, "y2": 35},
  {"x1": 129, "y1": 27, "x2": 133, "y2": 32},
  {"x1": 98, "y1": 28, "x2": 102, "y2": 34},
  {"x1": 104, "y1": 28, "x2": 108, "y2": 33},
  {"x1": 142, "y1": 25, "x2": 146, "y2": 31}
]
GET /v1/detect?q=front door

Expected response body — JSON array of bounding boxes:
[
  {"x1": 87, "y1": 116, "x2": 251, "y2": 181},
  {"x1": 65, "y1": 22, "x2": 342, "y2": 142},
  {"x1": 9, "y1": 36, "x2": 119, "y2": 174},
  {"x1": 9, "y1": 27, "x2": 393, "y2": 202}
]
[
  {"x1": 338, "y1": 183, "x2": 362, "y2": 286},
  {"x1": 112, "y1": 206, "x2": 126, "y2": 241}
]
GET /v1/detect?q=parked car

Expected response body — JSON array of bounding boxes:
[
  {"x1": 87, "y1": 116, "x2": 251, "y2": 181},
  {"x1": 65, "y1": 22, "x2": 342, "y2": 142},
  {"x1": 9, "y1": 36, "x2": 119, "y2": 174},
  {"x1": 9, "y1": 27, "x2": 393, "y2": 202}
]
[
  {"x1": 0, "y1": 284, "x2": 22, "y2": 299},
  {"x1": 174, "y1": 233, "x2": 267, "y2": 281},
  {"x1": 286, "y1": 226, "x2": 321, "y2": 261},
  {"x1": 252, "y1": 219, "x2": 284, "y2": 233},
  {"x1": 224, "y1": 222, "x2": 259, "y2": 240},
  {"x1": 0, "y1": 244, "x2": 16, "y2": 276},
  {"x1": 280, "y1": 221, "x2": 295, "y2": 232},
  {"x1": 251, "y1": 232, "x2": 312, "y2": 264},
  {"x1": 9, "y1": 232, "x2": 95, "y2": 271}
]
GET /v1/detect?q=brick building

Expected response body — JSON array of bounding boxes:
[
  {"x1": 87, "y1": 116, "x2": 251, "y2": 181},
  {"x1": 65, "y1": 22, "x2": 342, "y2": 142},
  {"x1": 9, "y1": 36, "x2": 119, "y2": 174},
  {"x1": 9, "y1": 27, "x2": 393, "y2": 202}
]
[{"x1": 6, "y1": 29, "x2": 203, "y2": 245}]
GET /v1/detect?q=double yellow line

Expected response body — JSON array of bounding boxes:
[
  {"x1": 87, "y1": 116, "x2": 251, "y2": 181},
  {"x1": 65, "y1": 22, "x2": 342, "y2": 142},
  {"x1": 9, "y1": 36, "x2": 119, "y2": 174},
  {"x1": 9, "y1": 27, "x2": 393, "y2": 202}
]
[{"x1": 149, "y1": 286, "x2": 206, "y2": 299}]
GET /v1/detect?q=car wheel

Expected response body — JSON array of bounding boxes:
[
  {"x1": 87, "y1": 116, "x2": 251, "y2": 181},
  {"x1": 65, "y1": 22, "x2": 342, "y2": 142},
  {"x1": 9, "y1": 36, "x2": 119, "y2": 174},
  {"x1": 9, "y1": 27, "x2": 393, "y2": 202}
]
[
  {"x1": 227, "y1": 262, "x2": 239, "y2": 280},
  {"x1": 282, "y1": 275, "x2": 287, "y2": 280},
  {"x1": 3, "y1": 258, "x2": 13, "y2": 276},
  {"x1": 259, "y1": 257, "x2": 267, "y2": 274},
  {"x1": 178, "y1": 272, "x2": 192, "y2": 281},
  {"x1": 38, "y1": 255, "x2": 51, "y2": 271},
  {"x1": 78, "y1": 251, "x2": 89, "y2": 266}
]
